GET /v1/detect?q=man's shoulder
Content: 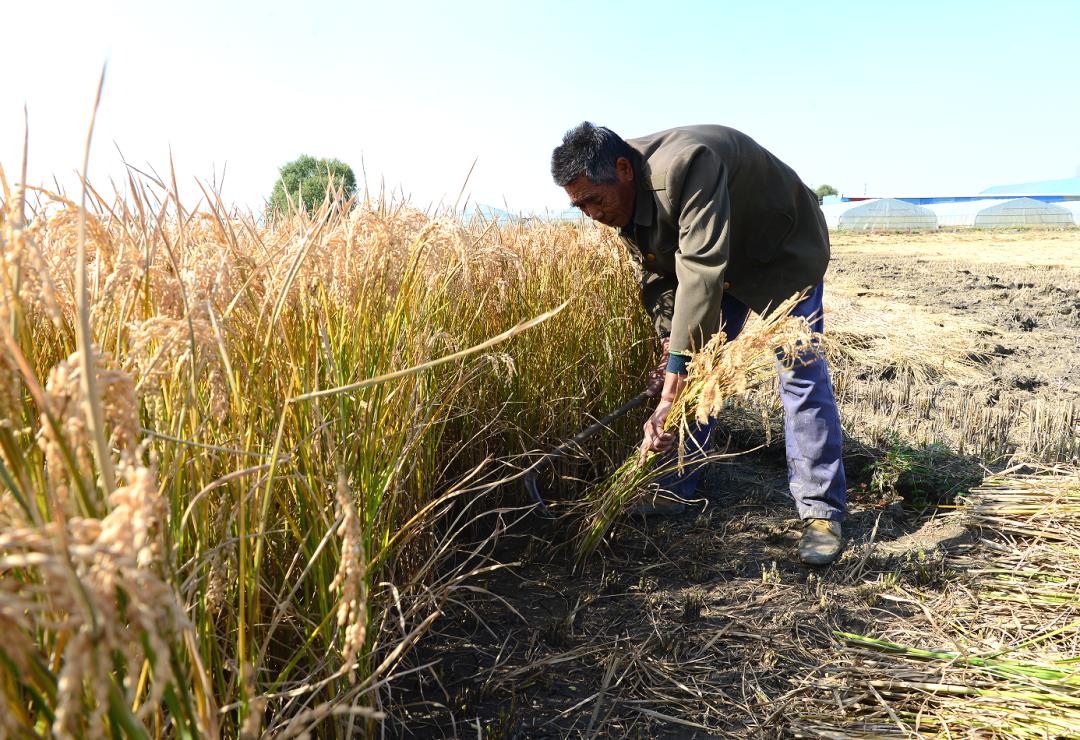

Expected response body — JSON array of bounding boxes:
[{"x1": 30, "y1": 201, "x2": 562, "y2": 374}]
[
  {"x1": 627, "y1": 125, "x2": 749, "y2": 190},
  {"x1": 627, "y1": 125, "x2": 749, "y2": 159}
]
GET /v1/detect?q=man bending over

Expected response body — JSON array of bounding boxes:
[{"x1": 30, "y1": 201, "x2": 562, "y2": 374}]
[{"x1": 550, "y1": 122, "x2": 847, "y2": 565}]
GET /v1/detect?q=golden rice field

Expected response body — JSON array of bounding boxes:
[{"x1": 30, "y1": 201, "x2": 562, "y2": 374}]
[
  {"x1": 2, "y1": 151, "x2": 1079, "y2": 738},
  {"x1": 0, "y1": 167, "x2": 661, "y2": 737}
]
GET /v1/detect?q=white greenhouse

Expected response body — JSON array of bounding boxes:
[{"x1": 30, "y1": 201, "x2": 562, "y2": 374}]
[
  {"x1": 928, "y1": 197, "x2": 1074, "y2": 227},
  {"x1": 836, "y1": 199, "x2": 938, "y2": 230}
]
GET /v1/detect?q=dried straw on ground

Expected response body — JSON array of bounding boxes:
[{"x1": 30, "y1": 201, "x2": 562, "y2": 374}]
[{"x1": 790, "y1": 470, "x2": 1080, "y2": 738}]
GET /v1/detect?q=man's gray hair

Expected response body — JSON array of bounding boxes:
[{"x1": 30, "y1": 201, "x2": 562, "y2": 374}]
[{"x1": 550, "y1": 122, "x2": 633, "y2": 187}]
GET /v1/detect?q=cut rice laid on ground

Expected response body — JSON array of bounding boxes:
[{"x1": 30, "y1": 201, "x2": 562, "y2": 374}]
[{"x1": 790, "y1": 470, "x2": 1080, "y2": 738}]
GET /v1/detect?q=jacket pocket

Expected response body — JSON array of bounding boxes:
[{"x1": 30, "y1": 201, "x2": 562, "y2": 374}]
[{"x1": 753, "y1": 209, "x2": 796, "y2": 264}]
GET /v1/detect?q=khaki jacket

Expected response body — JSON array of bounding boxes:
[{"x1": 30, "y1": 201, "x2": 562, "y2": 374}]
[{"x1": 619, "y1": 125, "x2": 829, "y2": 356}]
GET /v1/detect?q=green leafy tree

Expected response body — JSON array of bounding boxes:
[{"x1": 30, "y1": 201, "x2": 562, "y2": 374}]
[
  {"x1": 814, "y1": 184, "x2": 838, "y2": 203},
  {"x1": 269, "y1": 155, "x2": 357, "y2": 216}
]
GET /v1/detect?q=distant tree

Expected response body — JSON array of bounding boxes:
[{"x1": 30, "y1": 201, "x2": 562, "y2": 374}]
[
  {"x1": 269, "y1": 155, "x2": 357, "y2": 216},
  {"x1": 814, "y1": 184, "x2": 839, "y2": 203}
]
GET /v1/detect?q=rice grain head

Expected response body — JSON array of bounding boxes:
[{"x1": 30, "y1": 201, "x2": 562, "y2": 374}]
[
  {"x1": 37, "y1": 347, "x2": 141, "y2": 511},
  {"x1": 331, "y1": 472, "x2": 369, "y2": 683},
  {"x1": 1, "y1": 458, "x2": 190, "y2": 736},
  {"x1": 127, "y1": 313, "x2": 228, "y2": 417}
]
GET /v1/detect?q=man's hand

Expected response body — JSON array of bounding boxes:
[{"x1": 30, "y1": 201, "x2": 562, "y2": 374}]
[
  {"x1": 640, "y1": 370, "x2": 687, "y2": 459},
  {"x1": 644, "y1": 337, "x2": 670, "y2": 398},
  {"x1": 641, "y1": 398, "x2": 675, "y2": 457}
]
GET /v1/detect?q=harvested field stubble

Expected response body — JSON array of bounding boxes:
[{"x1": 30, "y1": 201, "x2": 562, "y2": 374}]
[
  {"x1": 721, "y1": 236, "x2": 1080, "y2": 469},
  {"x1": 824, "y1": 233, "x2": 1080, "y2": 467}
]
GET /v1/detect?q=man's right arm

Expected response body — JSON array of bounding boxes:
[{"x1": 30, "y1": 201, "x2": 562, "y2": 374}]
[
  {"x1": 639, "y1": 272, "x2": 684, "y2": 454},
  {"x1": 640, "y1": 270, "x2": 677, "y2": 339}
]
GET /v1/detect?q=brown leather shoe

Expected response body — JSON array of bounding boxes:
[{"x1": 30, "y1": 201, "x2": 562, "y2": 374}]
[{"x1": 799, "y1": 519, "x2": 843, "y2": 565}]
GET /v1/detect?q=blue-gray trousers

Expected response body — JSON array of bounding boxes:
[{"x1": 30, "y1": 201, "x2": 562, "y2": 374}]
[{"x1": 656, "y1": 283, "x2": 847, "y2": 522}]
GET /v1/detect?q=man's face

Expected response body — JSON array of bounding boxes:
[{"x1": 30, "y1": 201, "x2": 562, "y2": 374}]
[{"x1": 563, "y1": 156, "x2": 635, "y2": 228}]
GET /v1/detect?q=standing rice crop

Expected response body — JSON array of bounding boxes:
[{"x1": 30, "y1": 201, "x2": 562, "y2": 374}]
[{"x1": 0, "y1": 157, "x2": 653, "y2": 736}]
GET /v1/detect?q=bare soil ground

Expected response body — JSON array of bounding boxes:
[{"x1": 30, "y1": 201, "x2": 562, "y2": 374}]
[
  {"x1": 829, "y1": 228, "x2": 1080, "y2": 406},
  {"x1": 392, "y1": 229, "x2": 1080, "y2": 738}
]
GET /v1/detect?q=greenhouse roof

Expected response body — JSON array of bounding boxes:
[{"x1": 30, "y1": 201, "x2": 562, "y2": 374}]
[
  {"x1": 837, "y1": 198, "x2": 937, "y2": 230},
  {"x1": 982, "y1": 177, "x2": 1080, "y2": 195},
  {"x1": 928, "y1": 197, "x2": 1072, "y2": 227}
]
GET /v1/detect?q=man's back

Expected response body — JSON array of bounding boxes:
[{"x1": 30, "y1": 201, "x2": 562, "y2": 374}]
[{"x1": 623, "y1": 124, "x2": 829, "y2": 316}]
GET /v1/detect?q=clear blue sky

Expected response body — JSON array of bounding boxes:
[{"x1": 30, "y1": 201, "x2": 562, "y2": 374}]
[{"x1": 4, "y1": 0, "x2": 1079, "y2": 212}]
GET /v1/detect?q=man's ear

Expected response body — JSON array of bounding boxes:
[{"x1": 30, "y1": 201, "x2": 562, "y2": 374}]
[{"x1": 615, "y1": 157, "x2": 634, "y2": 183}]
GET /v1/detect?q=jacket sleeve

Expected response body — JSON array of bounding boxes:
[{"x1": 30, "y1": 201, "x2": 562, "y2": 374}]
[
  {"x1": 640, "y1": 270, "x2": 676, "y2": 338},
  {"x1": 667, "y1": 149, "x2": 730, "y2": 357}
]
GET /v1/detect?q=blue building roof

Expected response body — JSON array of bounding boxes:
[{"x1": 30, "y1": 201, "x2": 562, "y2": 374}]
[{"x1": 982, "y1": 177, "x2": 1080, "y2": 195}]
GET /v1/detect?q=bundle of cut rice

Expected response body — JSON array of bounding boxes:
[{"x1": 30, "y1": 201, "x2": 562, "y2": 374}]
[{"x1": 576, "y1": 293, "x2": 819, "y2": 562}]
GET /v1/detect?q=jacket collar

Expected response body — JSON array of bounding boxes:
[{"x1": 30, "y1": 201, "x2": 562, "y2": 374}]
[{"x1": 623, "y1": 150, "x2": 655, "y2": 233}]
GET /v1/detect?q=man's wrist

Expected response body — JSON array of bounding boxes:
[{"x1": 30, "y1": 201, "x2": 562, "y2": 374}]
[{"x1": 660, "y1": 371, "x2": 686, "y2": 402}]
